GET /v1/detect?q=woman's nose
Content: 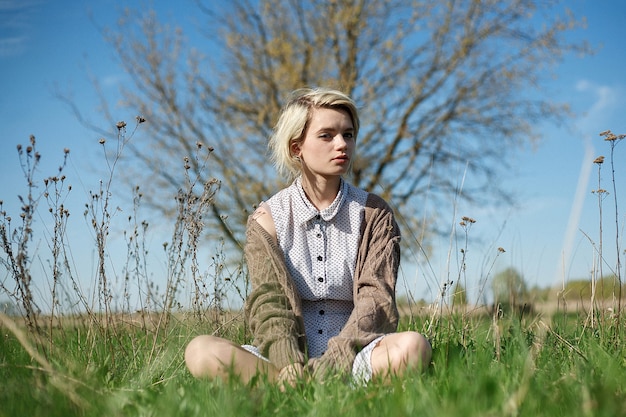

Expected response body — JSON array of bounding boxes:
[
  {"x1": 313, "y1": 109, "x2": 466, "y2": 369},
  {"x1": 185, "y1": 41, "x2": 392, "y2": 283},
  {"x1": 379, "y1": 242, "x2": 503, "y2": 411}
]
[{"x1": 335, "y1": 134, "x2": 348, "y2": 149}]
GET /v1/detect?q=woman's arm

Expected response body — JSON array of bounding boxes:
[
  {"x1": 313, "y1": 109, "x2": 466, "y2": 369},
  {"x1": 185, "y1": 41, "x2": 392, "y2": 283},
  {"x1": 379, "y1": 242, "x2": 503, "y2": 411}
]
[{"x1": 244, "y1": 216, "x2": 307, "y2": 371}]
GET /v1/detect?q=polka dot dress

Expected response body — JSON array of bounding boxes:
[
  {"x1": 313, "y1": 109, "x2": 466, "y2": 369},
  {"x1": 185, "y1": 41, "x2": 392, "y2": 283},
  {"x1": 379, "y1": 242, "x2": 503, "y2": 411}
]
[{"x1": 266, "y1": 177, "x2": 368, "y2": 358}]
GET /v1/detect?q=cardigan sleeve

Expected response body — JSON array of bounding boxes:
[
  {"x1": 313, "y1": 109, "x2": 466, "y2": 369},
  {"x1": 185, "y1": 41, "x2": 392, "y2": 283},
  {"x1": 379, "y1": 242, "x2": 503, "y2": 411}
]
[
  {"x1": 307, "y1": 194, "x2": 400, "y2": 378},
  {"x1": 243, "y1": 217, "x2": 307, "y2": 370}
]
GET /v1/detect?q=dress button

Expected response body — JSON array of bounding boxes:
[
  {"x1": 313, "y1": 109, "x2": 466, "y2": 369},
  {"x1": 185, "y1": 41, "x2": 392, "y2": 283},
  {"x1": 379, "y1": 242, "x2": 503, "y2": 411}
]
[
  {"x1": 316, "y1": 214, "x2": 321, "y2": 220},
  {"x1": 319, "y1": 310, "x2": 325, "y2": 315},
  {"x1": 317, "y1": 255, "x2": 323, "y2": 261},
  {"x1": 318, "y1": 329, "x2": 323, "y2": 334},
  {"x1": 317, "y1": 277, "x2": 324, "y2": 282},
  {"x1": 316, "y1": 233, "x2": 322, "y2": 238}
]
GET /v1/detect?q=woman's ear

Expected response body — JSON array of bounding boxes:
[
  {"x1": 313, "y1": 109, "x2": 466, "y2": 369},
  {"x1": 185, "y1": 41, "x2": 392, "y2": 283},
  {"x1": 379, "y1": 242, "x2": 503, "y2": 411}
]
[{"x1": 290, "y1": 141, "x2": 301, "y2": 158}]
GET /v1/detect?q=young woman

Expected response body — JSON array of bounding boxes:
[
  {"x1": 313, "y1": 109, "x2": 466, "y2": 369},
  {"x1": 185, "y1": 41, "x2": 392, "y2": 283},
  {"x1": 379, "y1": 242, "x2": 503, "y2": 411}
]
[{"x1": 185, "y1": 88, "x2": 432, "y2": 386}]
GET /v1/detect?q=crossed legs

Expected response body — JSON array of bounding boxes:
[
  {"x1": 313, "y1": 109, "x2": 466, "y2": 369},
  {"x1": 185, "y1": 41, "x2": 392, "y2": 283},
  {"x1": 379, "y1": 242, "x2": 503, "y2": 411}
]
[{"x1": 184, "y1": 331, "x2": 432, "y2": 383}]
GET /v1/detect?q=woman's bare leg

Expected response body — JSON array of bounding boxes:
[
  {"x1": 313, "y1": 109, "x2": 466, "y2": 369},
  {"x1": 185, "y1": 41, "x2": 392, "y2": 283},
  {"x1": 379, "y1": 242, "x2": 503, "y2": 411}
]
[
  {"x1": 370, "y1": 331, "x2": 432, "y2": 379},
  {"x1": 184, "y1": 335, "x2": 279, "y2": 383}
]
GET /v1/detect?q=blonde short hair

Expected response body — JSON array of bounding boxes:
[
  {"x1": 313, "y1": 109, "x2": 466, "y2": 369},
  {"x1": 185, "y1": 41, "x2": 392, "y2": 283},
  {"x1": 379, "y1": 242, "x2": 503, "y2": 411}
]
[{"x1": 269, "y1": 87, "x2": 359, "y2": 179}]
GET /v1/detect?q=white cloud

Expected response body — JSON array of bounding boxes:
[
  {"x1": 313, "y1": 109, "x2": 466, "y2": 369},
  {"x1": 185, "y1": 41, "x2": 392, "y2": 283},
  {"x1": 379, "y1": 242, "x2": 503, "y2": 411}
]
[
  {"x1": 0, "y1": 0, "x2": 41, "y2": 12},
  {"x1": 0, "y1": 35, "x2": 27, "y2": 57},
  {"x1": 0, "y1": 0, "x2": 40, "y2": 57},
  {"x1": 102, "y1": 74, "x2": 124, "y2": 88}
]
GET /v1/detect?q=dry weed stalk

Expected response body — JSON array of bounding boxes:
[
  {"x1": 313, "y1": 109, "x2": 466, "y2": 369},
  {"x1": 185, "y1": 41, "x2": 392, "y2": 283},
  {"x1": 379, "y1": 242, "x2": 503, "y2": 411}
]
[
  {"x1": 82, "y1": 118, "x2": 145, "y2": 365},
  {"x1": 1, "y1": 115, "x2": 241, "y2": 378},
  {"x1": 0, "y1": 136, "x2": 44, "y2": 341},
  {"x1": 2, "y1": 136, "x2": 95, "y2": 357},
  {"x1": 598, "y1": 129, "x2": 624, "y2": 338},
  {"x1": 41, "y1": 147, "x2": 72, "y2": 351},
  {"x1": 589, "y1": 153, "x2": 608, "y2": 328},
  {"x1": 161, "y1": 141, "x2": 220, "y2": 329},
  {"x1": 121, "y1": 186, "x2": 153, "y2": 331},
  {"x1": 426, "y1": 215, "x2": 486, "y2": 338},
  {"x1": 455, "y1": 216, "x2": 476, "y2": 312},
  {"x1": 585, "y1": 130, "x2": 624, "y2": 338}
]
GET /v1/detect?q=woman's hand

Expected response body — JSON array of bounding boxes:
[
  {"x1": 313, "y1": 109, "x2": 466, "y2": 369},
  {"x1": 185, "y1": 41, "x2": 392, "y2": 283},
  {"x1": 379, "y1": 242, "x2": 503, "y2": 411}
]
[{"x1": 277, "y1": 362, "x2": 305, "y2": 388}]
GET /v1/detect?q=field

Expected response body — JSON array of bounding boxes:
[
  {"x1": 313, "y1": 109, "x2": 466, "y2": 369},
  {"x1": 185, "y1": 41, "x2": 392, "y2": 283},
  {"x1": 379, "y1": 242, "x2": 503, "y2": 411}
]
[
  {"x1": 1, "y1": 130, "x2": 624, "y2": 416},
  {"x1": 1, "y1": 307, "x2": 625, "y2": 417}
]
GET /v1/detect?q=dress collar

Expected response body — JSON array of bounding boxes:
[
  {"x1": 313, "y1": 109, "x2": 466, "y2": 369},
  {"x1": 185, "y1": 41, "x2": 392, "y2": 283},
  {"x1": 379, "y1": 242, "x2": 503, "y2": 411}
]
[{"x1": 293, "y1": 177, "x2": 347, "y2": 223}]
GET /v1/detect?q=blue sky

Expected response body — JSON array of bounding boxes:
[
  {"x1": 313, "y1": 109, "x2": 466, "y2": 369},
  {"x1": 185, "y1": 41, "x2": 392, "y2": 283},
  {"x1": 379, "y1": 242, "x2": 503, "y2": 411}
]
[{"x1": 1, "y1": 0, "x2": 625, "y2": 308}]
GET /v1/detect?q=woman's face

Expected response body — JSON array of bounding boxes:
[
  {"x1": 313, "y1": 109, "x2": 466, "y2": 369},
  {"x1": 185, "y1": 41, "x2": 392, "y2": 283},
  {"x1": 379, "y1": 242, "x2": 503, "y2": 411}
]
[{"x1": 292, "y1": 107, "x2": 355, "y2": 179}]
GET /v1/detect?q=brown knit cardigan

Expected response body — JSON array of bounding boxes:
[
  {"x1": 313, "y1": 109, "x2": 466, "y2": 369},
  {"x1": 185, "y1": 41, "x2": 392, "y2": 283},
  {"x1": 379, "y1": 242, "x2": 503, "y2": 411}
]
[{"x1": 243, "y1": 192, "x2": 400, "y2": 379}]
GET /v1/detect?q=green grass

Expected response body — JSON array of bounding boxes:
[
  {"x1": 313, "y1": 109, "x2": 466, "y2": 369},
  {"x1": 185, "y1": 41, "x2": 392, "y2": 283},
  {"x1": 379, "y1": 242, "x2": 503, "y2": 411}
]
[
  {"x1": 1, "y1": 312, "x2": 624, "y2": 417},
  {"x1": 1, "y1": 131, "x2": 623, "y2": 416}
]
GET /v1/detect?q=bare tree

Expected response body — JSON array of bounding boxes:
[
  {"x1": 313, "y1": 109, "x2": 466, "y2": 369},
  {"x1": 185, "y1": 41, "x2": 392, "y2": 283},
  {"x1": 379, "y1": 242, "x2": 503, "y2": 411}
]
[{"x1": 94, "y1": 0, "x2": 588, "y2": 252}]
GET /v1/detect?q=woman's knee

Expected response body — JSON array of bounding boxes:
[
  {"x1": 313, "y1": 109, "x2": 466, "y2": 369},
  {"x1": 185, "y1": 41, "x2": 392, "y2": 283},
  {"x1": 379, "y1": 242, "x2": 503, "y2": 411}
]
[
  {"x1": 400, "y1": 331, "x2": 432, "y2": 368},
  {"x1": 184, "y1": 335, "x2": 234, "y2": 378},
  {"x1": 372, "y1": 331, "x2": 432, "y2": 376}
]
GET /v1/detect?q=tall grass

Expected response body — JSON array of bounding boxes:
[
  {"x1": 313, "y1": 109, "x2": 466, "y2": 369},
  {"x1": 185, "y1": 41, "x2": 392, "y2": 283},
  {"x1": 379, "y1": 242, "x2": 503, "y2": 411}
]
[{"x1": 0, "y1": 126, "x2": 625, "y2": 417}]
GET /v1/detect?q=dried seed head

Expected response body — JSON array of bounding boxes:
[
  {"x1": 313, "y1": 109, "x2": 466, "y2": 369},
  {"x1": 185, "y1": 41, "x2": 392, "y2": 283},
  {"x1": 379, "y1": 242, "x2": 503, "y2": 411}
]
[
  {"x1": 16, "y1": 144, "x2": 22, "y2": 152},
  {"x1": 116, "y1": 121, "x2": 127, "y2": 130},
  {"x1": 136, "y1": 115, "x2": 146, "y2": 124},
  {"x1": 461, "y1": 216, "x2": 476, "y2": 223},
  {"x1": 593, "y1": 156, "x2": 605, "y2": 164},
  {"x1": 498, "y1": 247, "x2": 506, "y2": 253},
  {"x1": 599, "y1": 129, "x2": 626, "y2": 141},
  {"x1": 64, "y1": 148, "x2": 70, "y2": 154},
  {"x1": 99, "y1": 138, "x2": 106, "y2": 145}
]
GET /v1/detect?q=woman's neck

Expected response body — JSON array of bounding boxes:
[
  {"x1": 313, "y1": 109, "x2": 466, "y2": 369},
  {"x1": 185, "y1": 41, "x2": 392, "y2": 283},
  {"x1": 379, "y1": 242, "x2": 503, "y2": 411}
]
[{"x1": 299, "y1": 174, "x2": 341, "y2": 211}]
